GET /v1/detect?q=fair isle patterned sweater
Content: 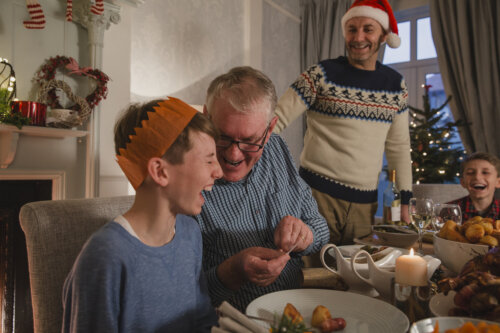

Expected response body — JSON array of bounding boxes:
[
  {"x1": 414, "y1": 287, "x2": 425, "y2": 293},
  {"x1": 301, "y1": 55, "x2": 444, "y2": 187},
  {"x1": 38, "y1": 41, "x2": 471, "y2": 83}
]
[{"x1": 275, "y1": 56, "x2": 412, "y2": 204}]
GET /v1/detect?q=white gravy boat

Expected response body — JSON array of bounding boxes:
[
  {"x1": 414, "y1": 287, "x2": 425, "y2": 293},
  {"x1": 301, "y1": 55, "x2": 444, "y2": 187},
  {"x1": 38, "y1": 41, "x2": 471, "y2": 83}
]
[
  {"x1": 320, "y1": 244, "x2": 402, "y2": 297},
  {"x1": 351, "y1": 249, "x2": 442, "y2": 299}
]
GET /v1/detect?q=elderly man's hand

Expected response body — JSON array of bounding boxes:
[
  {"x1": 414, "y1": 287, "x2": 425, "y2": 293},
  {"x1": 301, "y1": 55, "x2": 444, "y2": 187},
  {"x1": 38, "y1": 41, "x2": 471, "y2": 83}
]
[
  {"x1": 274, "y1": 215, "x2": 313, "y2": 253},
  {"x1": 217, "y1": 247, "x2": 290, "y2": 290}
]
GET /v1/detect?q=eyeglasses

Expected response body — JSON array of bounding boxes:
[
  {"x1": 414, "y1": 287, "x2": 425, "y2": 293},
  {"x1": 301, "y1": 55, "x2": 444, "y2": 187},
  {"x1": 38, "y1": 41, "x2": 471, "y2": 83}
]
[{"x1": 216, "y1": 123, "x2": 271, "y2": 152}]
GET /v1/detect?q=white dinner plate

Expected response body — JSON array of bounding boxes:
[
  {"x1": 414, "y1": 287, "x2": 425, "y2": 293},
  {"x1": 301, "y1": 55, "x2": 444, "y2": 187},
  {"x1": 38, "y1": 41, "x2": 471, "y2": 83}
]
[
  {"x1": 429, "y1": 291, "x2": 456, "y2": 317},
  {"x1": 245, "y1": 289, "x2": 409, "y2": 333},
  {"x1": 410, "y1": 316, "x2": 500, "y2": 332}
]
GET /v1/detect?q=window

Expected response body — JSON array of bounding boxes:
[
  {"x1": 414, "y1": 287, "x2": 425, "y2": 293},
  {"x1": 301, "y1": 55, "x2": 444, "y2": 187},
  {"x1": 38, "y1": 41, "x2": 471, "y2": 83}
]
[
  {"x1": 417, "y1": 18, "x2": 437, "y2": 60},
  {"x1": 375, "y1": 6, "x2": 464, "y2": 218}
]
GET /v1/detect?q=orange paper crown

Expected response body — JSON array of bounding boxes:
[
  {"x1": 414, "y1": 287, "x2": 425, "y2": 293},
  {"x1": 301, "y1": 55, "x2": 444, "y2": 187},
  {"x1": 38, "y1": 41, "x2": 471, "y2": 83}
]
[{"x1": 116, "y1": 97, "x2": 197, "y2": 190}]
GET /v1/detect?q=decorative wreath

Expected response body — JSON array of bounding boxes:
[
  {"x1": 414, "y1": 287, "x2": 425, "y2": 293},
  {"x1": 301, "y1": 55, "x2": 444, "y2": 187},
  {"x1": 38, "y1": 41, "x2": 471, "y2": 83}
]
[
  {"x1": 34, "y1": 55, "x2": 109, "y2": 126},
  {"x1": 37, "y1": 80, "x2": 91, "y2": 128}
]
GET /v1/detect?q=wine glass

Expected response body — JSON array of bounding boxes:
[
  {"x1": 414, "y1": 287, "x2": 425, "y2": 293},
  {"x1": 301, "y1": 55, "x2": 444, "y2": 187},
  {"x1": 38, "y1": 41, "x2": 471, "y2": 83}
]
[
  {"x1": 433, "y1": 203, "x2": 462, "y2": 231},
  {"x1": 409, "y1": 198, "x2": 434, "y2": 254}
]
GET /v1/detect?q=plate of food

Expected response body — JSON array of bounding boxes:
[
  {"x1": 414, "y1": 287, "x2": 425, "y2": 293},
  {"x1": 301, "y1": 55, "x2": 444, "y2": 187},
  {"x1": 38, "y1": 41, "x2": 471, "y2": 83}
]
[
  {"x1": 371, "y1": 224, "x2": 419, "y2": 248},
  {"x1": 409, "y1": 316, "x2": 500, "y2": 333},
  {"x1": 245, "y1": 289, "x2": 409, "y2": 333},
  {"x1": 434, "y1": 247, "x2": 500, "y2": 321}
]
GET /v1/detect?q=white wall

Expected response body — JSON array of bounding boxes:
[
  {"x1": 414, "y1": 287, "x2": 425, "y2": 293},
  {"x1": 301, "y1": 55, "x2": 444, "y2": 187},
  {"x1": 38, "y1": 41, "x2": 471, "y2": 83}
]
[
  {"x1": 99, "y1": 5, "x2": 133, "y2": 197},
  {"x1": 262, "y1": 0, "x2": 302, "y2": 163},
  {"x1": 0, "y1": 0, "x2": 88, "y2": 199},
  {"x1": 98, "y1": 0, "x2": 302, "y2": 197},
  {"x1": 1, "y1": 0, "x2": 430, "y2": 199}
]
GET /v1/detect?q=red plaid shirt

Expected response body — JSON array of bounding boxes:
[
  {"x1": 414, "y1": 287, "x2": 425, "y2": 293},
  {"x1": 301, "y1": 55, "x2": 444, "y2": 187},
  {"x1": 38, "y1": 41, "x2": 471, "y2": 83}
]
[{"x1": 448, "y1": 196, "x2": 500, "y2": 221}]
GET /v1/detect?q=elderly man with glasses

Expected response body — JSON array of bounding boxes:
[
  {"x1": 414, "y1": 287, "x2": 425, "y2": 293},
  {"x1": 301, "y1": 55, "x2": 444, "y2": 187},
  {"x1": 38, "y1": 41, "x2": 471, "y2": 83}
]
[{"x1": 195, "y1": 66, "x2": 329, "y2": 312}]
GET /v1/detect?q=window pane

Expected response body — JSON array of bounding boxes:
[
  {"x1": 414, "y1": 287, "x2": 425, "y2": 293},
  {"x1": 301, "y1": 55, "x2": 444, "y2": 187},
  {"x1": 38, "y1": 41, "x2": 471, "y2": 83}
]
[
  {"x1": 417, "y1": 17, "x2": 437, "y2": 60},
  {"x1": 383, "y1": 21, "x2": 410, "y2": 64}
]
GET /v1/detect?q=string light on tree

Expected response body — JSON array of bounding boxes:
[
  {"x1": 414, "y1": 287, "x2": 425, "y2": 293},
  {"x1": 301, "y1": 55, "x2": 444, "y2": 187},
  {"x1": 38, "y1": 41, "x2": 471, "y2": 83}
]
[{"x1": 408, "y1": 84, "x2": 466, "y2": 183}]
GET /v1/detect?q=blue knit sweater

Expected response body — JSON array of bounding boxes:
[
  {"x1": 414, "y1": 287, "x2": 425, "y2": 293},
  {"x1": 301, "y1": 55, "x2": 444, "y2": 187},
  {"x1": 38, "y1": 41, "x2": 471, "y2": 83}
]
[{"x1": 62, "y1": 216, "x2": 217, "y2": 332}]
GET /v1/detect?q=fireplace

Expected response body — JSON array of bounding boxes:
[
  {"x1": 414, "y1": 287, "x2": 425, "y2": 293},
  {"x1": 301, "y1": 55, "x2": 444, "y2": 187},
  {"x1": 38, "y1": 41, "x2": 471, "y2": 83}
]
[{"x1": 0, "y1": 175, "x2": 62, "y2": 333}]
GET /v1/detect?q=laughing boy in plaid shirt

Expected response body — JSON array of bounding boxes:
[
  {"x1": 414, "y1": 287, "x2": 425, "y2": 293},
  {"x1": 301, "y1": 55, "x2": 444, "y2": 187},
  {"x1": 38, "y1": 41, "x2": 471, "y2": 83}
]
[{"x1": 448, "y1": 152, "x2": 500, "y2": 221}]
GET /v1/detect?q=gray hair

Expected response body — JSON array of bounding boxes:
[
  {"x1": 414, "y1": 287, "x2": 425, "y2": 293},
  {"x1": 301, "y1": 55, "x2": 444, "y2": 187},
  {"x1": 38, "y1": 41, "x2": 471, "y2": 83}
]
[{"x1": 205, "y1": 66, "x2": 277, "y2": 121}]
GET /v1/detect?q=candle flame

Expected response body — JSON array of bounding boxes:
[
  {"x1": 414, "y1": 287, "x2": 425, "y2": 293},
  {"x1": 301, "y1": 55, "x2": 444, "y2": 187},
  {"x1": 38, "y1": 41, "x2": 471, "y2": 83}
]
[{"x1": 409, "y1": 248, "x2": 414, "y2": 256}]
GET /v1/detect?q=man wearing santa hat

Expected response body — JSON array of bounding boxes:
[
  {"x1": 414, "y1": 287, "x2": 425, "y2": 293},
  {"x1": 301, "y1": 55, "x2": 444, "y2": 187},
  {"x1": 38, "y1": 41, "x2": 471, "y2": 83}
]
[{"x1": 274, "y1": 0, "x2": 412, "y2": 263}]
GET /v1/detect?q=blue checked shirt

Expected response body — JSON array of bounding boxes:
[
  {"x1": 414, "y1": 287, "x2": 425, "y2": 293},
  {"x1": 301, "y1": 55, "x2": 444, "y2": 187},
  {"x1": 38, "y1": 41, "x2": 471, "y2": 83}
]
[{"x1": 195, "y1": 134, "x2": 329, "y2": 311}]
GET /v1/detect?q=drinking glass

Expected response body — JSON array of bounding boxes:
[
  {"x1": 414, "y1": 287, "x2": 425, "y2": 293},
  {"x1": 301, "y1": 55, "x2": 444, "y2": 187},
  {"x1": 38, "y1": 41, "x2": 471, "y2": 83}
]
[
  {"x1": 433, "y1": 203, "x2": 462, "y2": 231},
  {"x1": 409, "y1": 198, "x2": 434, "y2": 254}
]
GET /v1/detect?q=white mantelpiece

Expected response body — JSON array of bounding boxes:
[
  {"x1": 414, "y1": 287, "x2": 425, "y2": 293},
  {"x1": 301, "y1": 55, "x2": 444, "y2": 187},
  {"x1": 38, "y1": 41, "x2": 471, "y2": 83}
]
[{"x1": 0, "y1": 124, "x2": 87, "y2": 168}]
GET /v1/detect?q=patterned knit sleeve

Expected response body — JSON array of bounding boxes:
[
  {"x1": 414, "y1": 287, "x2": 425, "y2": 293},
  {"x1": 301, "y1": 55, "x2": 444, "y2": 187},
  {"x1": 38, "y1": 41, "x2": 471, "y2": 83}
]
[
  {"x1": 274, "y1": 64, "x2": 320, "y2": 133},
  {"x1": 385, "y1": 77, "x2": 413, "y2": 204}
]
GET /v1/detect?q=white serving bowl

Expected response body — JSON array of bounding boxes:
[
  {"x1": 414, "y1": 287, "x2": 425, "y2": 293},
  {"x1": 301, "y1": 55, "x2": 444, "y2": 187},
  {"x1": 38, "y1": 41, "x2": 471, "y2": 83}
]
[
  {"x1": 410, "y1": 316, "x2": 500, "y2": 333},
  {"x1": 372, "y1": 225, "x2": 419, "y2": 248},
  {"x1": 433, "y1": 233, "x2": 489, "y2": 274}
]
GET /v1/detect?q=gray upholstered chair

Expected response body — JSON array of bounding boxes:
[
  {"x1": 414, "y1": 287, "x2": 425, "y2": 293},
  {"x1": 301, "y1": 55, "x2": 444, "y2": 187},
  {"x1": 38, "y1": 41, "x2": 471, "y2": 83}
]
[
  {"x1": 19, "y1": 195, "x2": 134, "y2": 333},
  {"x1": 412, "y1": 183, "x2": 468, "y2": 203}
]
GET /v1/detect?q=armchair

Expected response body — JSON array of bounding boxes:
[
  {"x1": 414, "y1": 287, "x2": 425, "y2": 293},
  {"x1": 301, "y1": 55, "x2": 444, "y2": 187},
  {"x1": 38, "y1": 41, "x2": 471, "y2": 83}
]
[{"x1": 19, "y1": 195, "x2": 134, "y2": 333}]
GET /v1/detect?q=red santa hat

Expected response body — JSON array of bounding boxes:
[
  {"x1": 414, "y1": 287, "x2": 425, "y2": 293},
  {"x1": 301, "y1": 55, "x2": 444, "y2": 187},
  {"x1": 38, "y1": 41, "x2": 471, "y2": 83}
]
[{"x1": 341, "y1": 0, "x2": 401, "y2": 48}]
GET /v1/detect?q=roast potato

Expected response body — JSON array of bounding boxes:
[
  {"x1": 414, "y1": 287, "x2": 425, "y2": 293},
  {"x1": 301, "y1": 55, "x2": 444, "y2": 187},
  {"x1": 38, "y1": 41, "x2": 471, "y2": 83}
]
[
  {"x1": 283, "y1": 303, "x2": 303, "y2": 324},
  {"x1": 311, "y1": 305, "x2": 332, "y2": 328},
  {"x1": 480, "y1": 221, "x2": 494, "y2": 235},
  {"x1": 465, "y1": 224, "x2": 486, "y2": 243},
  {"x1": 479, "y1": 235, "x2": 499, "y2": 247}
]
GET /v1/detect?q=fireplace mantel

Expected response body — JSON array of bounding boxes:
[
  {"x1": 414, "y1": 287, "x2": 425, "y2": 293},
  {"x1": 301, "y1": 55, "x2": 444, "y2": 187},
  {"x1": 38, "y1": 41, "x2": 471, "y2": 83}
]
[{"x1": 0, "y1": 124, "x2": 87, "y2": 169}]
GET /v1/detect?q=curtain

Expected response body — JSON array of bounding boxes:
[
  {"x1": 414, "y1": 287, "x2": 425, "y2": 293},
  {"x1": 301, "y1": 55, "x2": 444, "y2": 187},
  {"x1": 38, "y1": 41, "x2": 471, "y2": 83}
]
[
  {"x1": 299, "y1": 0, "x2": 351, "y2": 71},
  {"x1": 430, "y1": 0, "x2": 500, "y2": 156}
]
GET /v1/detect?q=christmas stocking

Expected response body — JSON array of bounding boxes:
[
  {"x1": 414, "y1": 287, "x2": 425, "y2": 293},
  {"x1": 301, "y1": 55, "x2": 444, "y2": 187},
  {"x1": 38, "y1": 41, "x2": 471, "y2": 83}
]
[
  {"x1": 23, "y1": 0, "x2": 45, "y2": 29},
  {"x1": 66, "y1": 0, "x2": 73, "y2": 22},
  {"x1": 90, "y1": 0, "x2": 104, "y2": 16}
]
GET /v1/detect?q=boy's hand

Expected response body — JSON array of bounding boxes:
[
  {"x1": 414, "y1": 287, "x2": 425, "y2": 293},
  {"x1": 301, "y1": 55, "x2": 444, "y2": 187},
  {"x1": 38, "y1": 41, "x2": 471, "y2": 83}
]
[{"x1": 274, "y1": 215, "x2": 313, "y2": 253}]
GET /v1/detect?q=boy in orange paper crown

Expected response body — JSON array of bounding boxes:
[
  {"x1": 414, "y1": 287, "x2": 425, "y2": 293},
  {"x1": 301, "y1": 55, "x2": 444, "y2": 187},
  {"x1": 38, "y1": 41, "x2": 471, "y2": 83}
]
[
  {"x1": 62, "y1": 97, "x2": 222, "y2": 332},
  {"x1": 448, "y1": 152, "x2": 500, "y2": 221}
]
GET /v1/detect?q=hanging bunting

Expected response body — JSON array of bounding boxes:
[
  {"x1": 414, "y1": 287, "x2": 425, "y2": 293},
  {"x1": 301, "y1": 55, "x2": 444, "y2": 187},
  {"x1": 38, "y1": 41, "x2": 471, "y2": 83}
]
[
  {"x1": 23, "y1": 0, "x2": 46, "y2": 29},
  {"x1": 66, "y1": 0, "x2": 73, "y2": 22},
  {"x1": 24, "y1": 0, "x2": 105, "y2": 29},
  {"x1": 90, "y1": 0, "x2": 104, "y2": 16}
]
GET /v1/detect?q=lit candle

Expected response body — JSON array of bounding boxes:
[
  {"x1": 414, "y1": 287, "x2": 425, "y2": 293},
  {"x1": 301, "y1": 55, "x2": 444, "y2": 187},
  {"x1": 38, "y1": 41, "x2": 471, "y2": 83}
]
[{"x1": 395, "y1": 248, "x2": 428, "y2": 286}]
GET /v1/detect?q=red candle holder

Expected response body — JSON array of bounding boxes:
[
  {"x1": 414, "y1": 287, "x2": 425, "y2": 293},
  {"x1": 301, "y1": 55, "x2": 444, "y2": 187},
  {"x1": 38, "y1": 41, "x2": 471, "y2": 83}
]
[{"x1": 11, "y1": 101, "x2": 47, "y2": 126}]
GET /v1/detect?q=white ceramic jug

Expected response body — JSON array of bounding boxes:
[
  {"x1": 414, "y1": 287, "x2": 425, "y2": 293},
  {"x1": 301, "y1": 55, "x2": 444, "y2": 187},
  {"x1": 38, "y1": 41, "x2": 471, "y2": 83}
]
[
  {"x1": 319, "y1": 244, "x2": 400, "y2": 297},
  {"x1": 351, "y1": 250, "x2": 442, "y2": 300}
]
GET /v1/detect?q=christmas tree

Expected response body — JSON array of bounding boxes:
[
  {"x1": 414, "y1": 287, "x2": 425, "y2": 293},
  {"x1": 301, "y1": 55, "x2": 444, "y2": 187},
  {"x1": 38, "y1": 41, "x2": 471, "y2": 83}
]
[{"x1": 409, "y1": 84, "x2": 466, "y2": 184}]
